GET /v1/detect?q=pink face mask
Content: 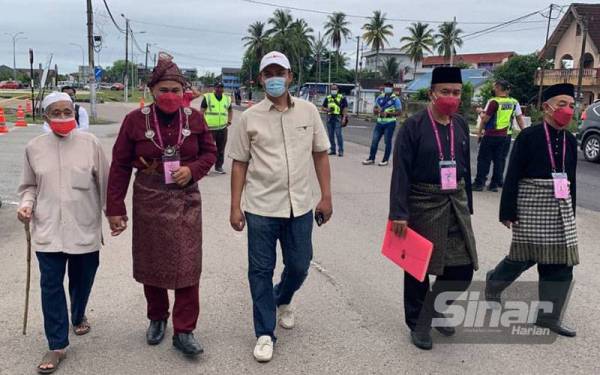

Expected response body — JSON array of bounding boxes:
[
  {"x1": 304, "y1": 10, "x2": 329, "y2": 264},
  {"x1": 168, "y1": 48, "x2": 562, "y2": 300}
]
[
  {"x1": 433, "y1": 95, "x2": 461, "y2": 116},
  {"x1": 156, "y1": 92, "x2": 183, "y2": 113},
  {"x1": 549, "y1": 105, "x2": 574, "y2": 128}
]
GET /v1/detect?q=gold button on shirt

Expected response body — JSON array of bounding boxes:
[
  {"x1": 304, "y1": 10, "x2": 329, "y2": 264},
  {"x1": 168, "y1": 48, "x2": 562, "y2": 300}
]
[{"x1": 228, "y1": 96, "x2": 330, "y2": 218}]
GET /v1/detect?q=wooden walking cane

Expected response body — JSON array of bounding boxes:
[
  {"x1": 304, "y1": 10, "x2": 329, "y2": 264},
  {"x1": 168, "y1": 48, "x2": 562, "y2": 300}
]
[{"x1": 23, "y1": 221, "x2": 32, "y2": 335}]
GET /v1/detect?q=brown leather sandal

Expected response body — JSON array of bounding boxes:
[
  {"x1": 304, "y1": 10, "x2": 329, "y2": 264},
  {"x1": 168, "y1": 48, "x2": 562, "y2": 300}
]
[
  {"x1": 37, "y1": 350, "x2": 66, "y2": 374},
  {"x1": 73, "y1": 316, "x2": 91, "y2": 336}
]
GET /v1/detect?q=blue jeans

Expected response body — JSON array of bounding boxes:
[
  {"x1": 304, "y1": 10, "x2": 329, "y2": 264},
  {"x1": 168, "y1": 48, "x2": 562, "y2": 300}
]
[
  {"x1": 36, "y1": 251, "x2": 99, "y2": 350},
  {"x1": 369, "y1": 121, "x2": 396, "y2": 162},
  {"x1": 246, "y1": 211, "x2": 314, "y2": 340},
  {"x1": 327, "y1": 116, "x2": 344, "y2": 154}
]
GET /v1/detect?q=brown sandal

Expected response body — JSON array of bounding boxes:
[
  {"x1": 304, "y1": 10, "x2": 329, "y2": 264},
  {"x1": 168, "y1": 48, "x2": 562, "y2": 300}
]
[
  {"x1": 37, "y1": 350, "x2": 66, "y2": 374},
  {"x1": 73, "y1": 316, "x2": 91, "y2": 336}
]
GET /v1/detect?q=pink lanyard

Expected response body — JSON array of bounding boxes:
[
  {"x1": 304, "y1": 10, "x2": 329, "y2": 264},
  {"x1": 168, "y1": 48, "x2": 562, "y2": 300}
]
[
  {"x1": 543, "y1": 122, "x2": 566, "y2": 173},
  {"x1": 151, "y1": 106, "x2": 184, "y2": 151},
  {"x1": 427, "y1": 107, "x2": 455, "y2": 161}
]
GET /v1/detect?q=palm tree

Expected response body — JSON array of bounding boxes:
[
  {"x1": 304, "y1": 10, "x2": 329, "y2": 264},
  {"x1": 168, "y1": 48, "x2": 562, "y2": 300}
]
[
  {"x1": 312, "y1": 32, "x2": 328, "y2": 82},
  {"x1": 435, "y1": 21, "x2": 464, "y2": 65},
  {"x1": 380, "y1": 57, "x2": 400, "y2": 81},
  {"x1": 323, "y1": 12, "x2": 352, "y2": 74},
  {"x1": 242, "y1": 21, "x2": 269, "y2": 62},
  {"x1": 400, "y1": 22, "x2": 434, "y2": 79},
  {"x1": 362, "y1": 10, "x2": 394, "y2": 72},
  {"x1": 288, "y1": 18, "x2": 314, "y2": 85},
  {"x1": 267, "y1": 9, "x2": 293, "y2": 40}
]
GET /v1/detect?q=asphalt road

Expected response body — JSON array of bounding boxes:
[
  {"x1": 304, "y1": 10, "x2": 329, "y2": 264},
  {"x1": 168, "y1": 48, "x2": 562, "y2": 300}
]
[
  {"x1": 337, "y1": 115, "x2": 600, "y2": 212},
  {"x1": 0, "y1": 105, "x2": 599, "y2": 374}
]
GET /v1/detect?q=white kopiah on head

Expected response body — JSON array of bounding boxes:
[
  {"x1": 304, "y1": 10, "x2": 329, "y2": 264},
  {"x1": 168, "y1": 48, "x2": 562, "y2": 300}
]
[
  {"x1": 42, "y1": 92, "x2": 72, "y2": 110},
  {"x1": 259, "y1": 51, "x2": 291, "y2": 72}
]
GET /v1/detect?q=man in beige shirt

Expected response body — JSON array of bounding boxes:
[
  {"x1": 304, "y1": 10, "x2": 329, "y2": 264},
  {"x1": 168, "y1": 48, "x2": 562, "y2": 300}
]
[
  {"x1": 17, "y1": 92, "x2": 109, "y2": 374},
  {"x1": 228, "y1": 51, "x2": 332, "y2": 363}
]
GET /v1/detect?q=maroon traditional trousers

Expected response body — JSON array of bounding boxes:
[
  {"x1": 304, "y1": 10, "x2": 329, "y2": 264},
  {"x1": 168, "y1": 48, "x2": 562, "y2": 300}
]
[{"x1": 107, "y1": 105, "x2": 216, "y2": 327}]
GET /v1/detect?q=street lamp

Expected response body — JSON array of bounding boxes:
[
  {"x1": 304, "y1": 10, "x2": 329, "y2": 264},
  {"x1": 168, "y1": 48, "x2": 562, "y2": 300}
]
[
  {"x1": 5, "y1": 32, "x2": 26, "y2": 81},
  {"x1": 69, "y1": 43, "x2": 85, "y2": 86}
]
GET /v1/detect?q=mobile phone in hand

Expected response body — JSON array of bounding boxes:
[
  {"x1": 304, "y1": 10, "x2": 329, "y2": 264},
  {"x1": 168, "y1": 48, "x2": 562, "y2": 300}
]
[{"x1": 315, "y1": 211, "x2": 325, "y2": 226}]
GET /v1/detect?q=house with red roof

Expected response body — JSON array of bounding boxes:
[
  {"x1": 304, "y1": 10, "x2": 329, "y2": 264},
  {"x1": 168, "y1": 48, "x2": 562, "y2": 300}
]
[{"x1": 421, "y1": 52, "x2": 516, "y2": 70}]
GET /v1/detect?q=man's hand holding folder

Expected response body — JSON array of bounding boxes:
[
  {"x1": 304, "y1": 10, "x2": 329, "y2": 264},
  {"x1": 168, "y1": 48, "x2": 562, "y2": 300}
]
[{"x1": 392, "y1": 220, "x2": 408, "y2": 237}]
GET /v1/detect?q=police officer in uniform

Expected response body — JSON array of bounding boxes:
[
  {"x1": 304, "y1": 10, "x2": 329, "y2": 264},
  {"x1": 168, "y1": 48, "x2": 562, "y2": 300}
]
[
  {"x1": 363, "y1": 81, "x2": 402, "y2": 166},
  {"x1": 201, "y1": 81, "x2": 233, "y2": 174},
  {"x1": 322, "y1": 84, "x2": 348, "y2": 157}
]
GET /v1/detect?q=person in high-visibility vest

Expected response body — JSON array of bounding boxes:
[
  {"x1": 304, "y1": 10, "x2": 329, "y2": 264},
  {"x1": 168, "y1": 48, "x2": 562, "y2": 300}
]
[
  {"x1": 201, "y1": 81, "x2": 233, "y2": 174},
  {"x1": 473, "y1": 80, "x2": 525, "y2": 192},
  {"x1": 321, "y1": 84, "x2": 348, "y2": 156},
  {"x1": 363, "y1": 81, "x2": 402, "y2": 166}
]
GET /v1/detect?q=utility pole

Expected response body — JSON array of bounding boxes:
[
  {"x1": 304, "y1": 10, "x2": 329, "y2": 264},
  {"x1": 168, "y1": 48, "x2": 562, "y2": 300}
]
[
  {"x1": 537, "y1": 3, "x2": 555, "y2": 109},
  {"x1": 354, "y1": 36, "x2": 360, "y2": 114},
  {"x1": 449, "y1": 16, "x2": 457, "y2": 66},
  {"x1": 29, "y1": 49, "x2": 35, "y2": 121},
  {"x1": 575, "y1": 16, "x2": 588, "y2": 120},
  {"x1": 317, "y1": 32, "x2": 321, "y2": 82},
  {"x1": 144, "y1": 43, "x2": 149, "y2": 99},
  {"x1": 328, "y1": 51, "x2": 332, "y2": 95},
  {"x1": 122, "y1": 15, "x2": 130, "y2": 103},
  {"x1": 5, "y1": 32, "x2": 25, "y2": 81},
  {"x1": 86, "y1": 0, "x2": 97, "y2": 119}
]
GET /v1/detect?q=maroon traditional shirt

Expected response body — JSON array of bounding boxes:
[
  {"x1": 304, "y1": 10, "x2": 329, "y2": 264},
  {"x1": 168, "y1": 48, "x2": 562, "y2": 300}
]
[{"x1": 106, "y1": 105, "x2": 217, "y2": 216}]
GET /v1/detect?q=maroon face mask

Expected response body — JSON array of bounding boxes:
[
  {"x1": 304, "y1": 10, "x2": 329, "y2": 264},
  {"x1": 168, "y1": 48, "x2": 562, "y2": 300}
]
[
  {"x1": 156, "y1": 93, "x2": 183, "y2": 113},
  {"x1": 433, "y1": 95, "x2": 461, "y2": 116},
  {"x1": 549, "y1": 105, "x2": 574, "y2": 128}
]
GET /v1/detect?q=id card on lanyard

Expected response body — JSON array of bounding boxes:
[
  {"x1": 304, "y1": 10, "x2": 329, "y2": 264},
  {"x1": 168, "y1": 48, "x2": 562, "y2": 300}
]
[
  {"x1": 163, "y1": 152, "x2": 181, "y2": 185},
  {"x1": 543, "y1": 122, "x2": 569, "y2": 199},
  {"x1": 427, "y1": 108, "x2": 457, "y2": 190}
]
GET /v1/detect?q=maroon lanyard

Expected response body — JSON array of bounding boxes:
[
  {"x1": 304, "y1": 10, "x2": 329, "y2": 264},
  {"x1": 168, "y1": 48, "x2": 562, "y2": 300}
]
[
  {"x1": 151, "y1": 106, "x2": 184, "y2": 151},
  {"x1": 427, "y1": 107, "x2": 455, "y2": 161},
  {"x1": 543, "y1": 122, "x2": 566, "y2": 173}
]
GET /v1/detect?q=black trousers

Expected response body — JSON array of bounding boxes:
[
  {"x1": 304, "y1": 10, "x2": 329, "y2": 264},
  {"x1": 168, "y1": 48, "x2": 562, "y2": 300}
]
[
  {"x1": 487, "y1": 257, "x2": 573, "y2": 324},
  {"x1": 474, "y1": 136, "x2": 506, "y2": 187},
  {"x1": 210, "y1": 128, "x2": 228, "y2": 169},
  {"x1": 404, "y1": 264, "x2": 474, "y2": 332}
]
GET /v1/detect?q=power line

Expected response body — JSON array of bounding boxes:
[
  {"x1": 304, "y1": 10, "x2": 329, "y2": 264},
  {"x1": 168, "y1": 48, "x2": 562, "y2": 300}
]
[
  {"x1": 462, "y1": 7, "x2": 548, "y2": 39},
  {"x1": 101, "y1": 0, "x2": 125, "y2": 33},
  {"x1": 241, "y1": 0, "x2": 547, "y2": 25},
  {"x1": 129, "y1": 19, "x2": 244, "y2": 36}
]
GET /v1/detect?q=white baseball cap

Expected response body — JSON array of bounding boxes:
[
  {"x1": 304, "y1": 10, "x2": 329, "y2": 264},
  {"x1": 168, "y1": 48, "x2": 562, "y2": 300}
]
[{"x1": 259, "y1": 51, "x2": 291, "y2": 72}]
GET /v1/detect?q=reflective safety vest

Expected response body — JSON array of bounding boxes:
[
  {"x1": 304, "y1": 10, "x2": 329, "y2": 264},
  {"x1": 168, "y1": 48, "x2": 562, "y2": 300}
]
[
  {"x1": 489, "y1": 96, "x2": 518, "y2": 133},
  {"x1": 376, "y1": 94, "x2": 398, "y2": 124},
  {"x1": 204, "y1": 93, "x2": 231, "y2": 130},
  {"x1": 326, "y1": 94, "x2": 344, "y2": 115}
]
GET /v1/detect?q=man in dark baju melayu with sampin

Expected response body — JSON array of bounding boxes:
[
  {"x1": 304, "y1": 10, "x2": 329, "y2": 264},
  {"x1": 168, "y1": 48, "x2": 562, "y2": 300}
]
[{"x1": 389, "y1": 67, "x2": 478, "y2": 350}]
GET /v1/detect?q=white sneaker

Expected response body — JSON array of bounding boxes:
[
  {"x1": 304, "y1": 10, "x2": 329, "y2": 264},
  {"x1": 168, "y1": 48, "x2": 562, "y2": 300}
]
[
  {"x1": 378, "y1": 161, "x2": 389, "y2": 166},
  {"x1": 278, "y1": 304, "x2": 295, "y2": 329},
  {"x1": 253, "y1": 335, "x2": 273, "y2": 362},
  {"x1": 362, "y1": 159, "x2": 375, "y2": 165}
]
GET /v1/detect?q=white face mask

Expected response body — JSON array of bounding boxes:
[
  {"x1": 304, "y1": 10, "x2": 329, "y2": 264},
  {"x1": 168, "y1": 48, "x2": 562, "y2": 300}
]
[{"x1": 331, "y1": 90, "x2": 338, "y2": 95}]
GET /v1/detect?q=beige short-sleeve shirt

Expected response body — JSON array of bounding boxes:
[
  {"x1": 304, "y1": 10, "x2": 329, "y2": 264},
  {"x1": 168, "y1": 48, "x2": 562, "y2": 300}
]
[{"x1": 229, "y1": 96, "x2": 330, "y2": 218}]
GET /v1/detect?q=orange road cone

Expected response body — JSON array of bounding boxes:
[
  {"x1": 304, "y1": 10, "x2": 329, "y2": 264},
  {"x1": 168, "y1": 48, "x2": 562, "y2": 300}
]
[
  {"x1": 25, "y1": 100, "x2": 33, "y2": 114},
  {"x1": 139, "y1": 98, "x2": 145, "y2": 108},
  {"x1": 15, "y1": 105, "x2": 28, "y2": 127},
  {"x1": 0, "y1": 107, "x2": 9, "y2": 133}
]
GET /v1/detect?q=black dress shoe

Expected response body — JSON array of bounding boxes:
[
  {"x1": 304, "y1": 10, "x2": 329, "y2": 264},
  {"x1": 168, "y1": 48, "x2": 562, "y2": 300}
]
[
  {"x1": 410, "y1": 330, "x2": 433, "y2": 350},
  {"x1": 485, "y1": 270, "x2": 502, "y2": 305},
  {"x1": 146, "y1": 320, "x2": 167, "y2": 345},
  {"x1": 488, "y1": 185, "x2": 498, "y2": 192},
  {"x1": 535, "y1": 321, "x2": 577, "y2": 337},
  {"x1": 432, "y1": 312, "x2": 456, "y2": 336},
  {"x1": 173, "y1": 333, "x2": 204, "y2": 356},
  {"x1": 472, "y1": 184, "x2": 484, "y2": 192}
]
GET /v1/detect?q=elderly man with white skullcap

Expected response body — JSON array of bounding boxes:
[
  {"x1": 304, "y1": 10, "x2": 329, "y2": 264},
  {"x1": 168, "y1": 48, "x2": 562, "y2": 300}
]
[{"x1": 17, "y1": 91, "x2": 109, "y2": 374}]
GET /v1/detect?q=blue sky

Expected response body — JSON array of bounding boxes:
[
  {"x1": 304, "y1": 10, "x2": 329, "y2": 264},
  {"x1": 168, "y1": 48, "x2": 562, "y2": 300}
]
[{"x1": 0, "y1": 0, "x2": 594, "y2": 76}]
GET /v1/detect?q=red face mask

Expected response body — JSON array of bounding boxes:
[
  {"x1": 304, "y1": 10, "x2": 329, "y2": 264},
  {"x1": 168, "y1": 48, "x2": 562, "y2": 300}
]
[
  {"x1": 49, "y1": 118, "x2": 77, "y2": 136},
  {"x1": 433, "y1": 95, "x2": 461, "y2": 116},
  {"x1": 549, "y1": 105, "x2": 574, "y2": 128},
  {"x1": 156, "y1": 92, "x2": 183, "y2": 113}
]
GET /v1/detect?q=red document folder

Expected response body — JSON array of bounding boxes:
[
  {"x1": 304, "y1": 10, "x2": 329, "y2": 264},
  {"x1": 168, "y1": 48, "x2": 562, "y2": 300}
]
[{"x1": 381, "y1": 221, "x2": 433, "y2": 282}]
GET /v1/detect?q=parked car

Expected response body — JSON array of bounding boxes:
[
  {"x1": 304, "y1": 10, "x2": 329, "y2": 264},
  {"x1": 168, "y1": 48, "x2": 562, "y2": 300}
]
[
  {"x1": 578, "y1": 101, "x2": 600, "y2": 163},
  {"x1": 0, "y1": 80, "x2": 22, "y2": 89},
  {"x1": 110, "y1": 83, "x2": 125, "y2": 91}
]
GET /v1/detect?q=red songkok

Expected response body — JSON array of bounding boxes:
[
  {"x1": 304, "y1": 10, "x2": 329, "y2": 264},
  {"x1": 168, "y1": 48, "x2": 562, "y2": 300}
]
[{"x1": 148, "y1": 52, "x2": 187, "y2": 87}]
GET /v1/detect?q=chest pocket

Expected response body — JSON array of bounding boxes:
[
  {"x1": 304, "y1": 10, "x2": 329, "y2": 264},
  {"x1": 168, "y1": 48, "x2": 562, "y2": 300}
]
[{"x1": 71, "y1": 167, "x2": 92, "y2": 190}]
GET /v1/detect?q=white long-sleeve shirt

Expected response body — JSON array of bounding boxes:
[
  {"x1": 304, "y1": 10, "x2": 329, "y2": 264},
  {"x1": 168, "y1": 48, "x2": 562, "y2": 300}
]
[{"x1": 18, "y1": 130, "x2": 109, "y2": 254}]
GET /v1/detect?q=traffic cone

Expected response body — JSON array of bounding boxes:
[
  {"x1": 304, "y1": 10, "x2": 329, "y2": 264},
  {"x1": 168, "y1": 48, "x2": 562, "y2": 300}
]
[
  {"x1": 0, "y1": 107, "x2": 8, "y2": 133},
  {"x1": 14, "y1": 105, "x2": 28, "y2": 127},
  {"x1": 139, "y1": 98, "x2": 145, "y2": 108},
  {"x1": 25, "y1": 100, "x2": 33, "y2": 114}
]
